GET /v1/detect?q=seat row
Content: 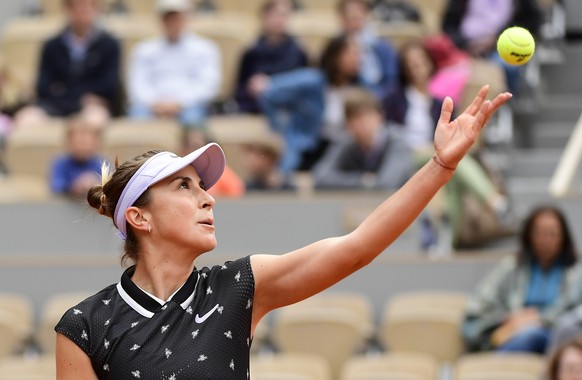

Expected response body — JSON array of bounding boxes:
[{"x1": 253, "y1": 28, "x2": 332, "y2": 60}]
[
  {"x1": 0, "y1": 115, "x2": 275, "y2": 202},
  {"x1": 0, "y1": 289, "x2": 549, "y2": 379},
  {"x1": 0, "y1": 290, "x2": 504, "y2": 376},
  {"x1": 0, "y1": 351, "x2": 547, "y2": 380},
  {"x1": 1, "y1": 11, "x2": 427, "y2": 102}
]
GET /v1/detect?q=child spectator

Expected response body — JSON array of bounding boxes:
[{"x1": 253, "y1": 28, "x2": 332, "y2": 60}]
[
  {"x1": 242, "y1": 134, "x2": 291, "y2": 191},
  {"x1": 314, "y1": 87, "x2": 411, "y2": 190},
  {"x1": 235, "y1": 0, "x2": 308, "y2": 114},
  {"x1": 50, "y1": 115, "x2": 106, "y2": 199}
]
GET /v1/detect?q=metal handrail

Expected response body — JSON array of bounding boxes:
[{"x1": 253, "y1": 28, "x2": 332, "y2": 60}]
[{"x1": 549, "y1": 111, "x2": 582, "y2": 197}]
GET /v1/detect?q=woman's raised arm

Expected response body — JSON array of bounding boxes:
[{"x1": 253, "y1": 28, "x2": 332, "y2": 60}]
[{"x1": 250, "y1": 86, "x2": 512, "y2": 328}]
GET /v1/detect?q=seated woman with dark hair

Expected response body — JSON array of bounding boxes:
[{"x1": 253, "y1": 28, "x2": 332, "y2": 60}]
[{"x1": 463, "y1": 205, "x2": 582, "y2": 354}]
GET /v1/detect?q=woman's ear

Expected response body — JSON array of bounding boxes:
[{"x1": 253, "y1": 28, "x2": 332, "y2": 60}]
[{"x1": 125, "y1": 207, "x2": 149, "y2": 234}]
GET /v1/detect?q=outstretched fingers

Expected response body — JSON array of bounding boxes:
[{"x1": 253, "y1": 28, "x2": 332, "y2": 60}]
[
  {"x1": 437, "y1": 96, "x2": 454, "y2": 126},
  {"x1": 472, "y1": 100, "x2": 491, "y2": 133},
  {"x1": 483, "y1": 92, "x2": 513, "y2": 126},
  {"x1": 463, "y1": 85, "x2": 489, "y2": 116}
]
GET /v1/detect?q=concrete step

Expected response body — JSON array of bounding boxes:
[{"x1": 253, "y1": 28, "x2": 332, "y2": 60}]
[
  {"x1": 530, "y1": 121, "x2": 575, "y2": 148},
  {"x1": 508, "y1": 147, "x2": 563, "y2": 177},
  {"x1": 541, "y1": 42, "x2": 582, "y2": 94}
]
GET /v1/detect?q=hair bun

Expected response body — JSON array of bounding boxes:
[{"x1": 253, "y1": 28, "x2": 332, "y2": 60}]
[{"x1": 87, "y1": 185, "x2": 110, "y2": 217}]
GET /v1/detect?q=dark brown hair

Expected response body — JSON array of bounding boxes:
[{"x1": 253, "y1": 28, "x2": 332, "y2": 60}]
[
  {"x1": 87, "y1": 150, "x2": 160, "y2": 265},
  {"x1": 518, "y1": 205, "x2": 577, "y2": 267},
  {"x1": 548, "y1": 338, "x2": 582, "y2": 380},
  {"x1": 343, "y1": 87, "x2": 381, "y2": 120},
  {"x1": 320, "y1": 34, "x2": 358, "y2": 86},
  {"x1": 398, "y1": 40, "x2": 437, "y2": 88}
]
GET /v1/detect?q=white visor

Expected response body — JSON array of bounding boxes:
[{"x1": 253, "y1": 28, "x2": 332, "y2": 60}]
[{"x1": 113, "y1": 143, "x2": 225, "y2": 240}]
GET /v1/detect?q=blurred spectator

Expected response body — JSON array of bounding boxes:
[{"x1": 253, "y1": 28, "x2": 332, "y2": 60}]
[
  {"x1": 337, "y1": 0, "x2": 399, "y2": 100},
  {"x1": 235, "y1": 0, "x2": 309, "y2": 113},
  {"x1": 34, "y1": 0, "x2": 121, "y2": 117},
  {"x1": 422, "y1": 34, "x2": 471, "y2": 105},
  {"x1": 242, "y1": 134, "x2": 292, "y2": 191},
  {"x1": 256, "y1": 34, "x2": 376, "y2": 174},
  {"x1": 442, "y1": 0, "x2": 542, "y2": 93},
  {"x1": 385, "y1": 40, "x2": 511, "y2": 250},
  {"x1": 181, "y1": 130, "x2": 245, "y2": 198},
  {"x1": 463, "y1": 206, "x2": 582, "y2": 354},
  {"x1": 548, "y1": 339, "x2": 582, "y2": 380},
  {"x1": 313, "y1": 87, "x2": 411, "y2": 190},
  {"x1": 127, "y1": 0, "x2": 221, "y2": 128},
  {"x1": 50, "y1": 115, "x2": 106, "y2": 199}
]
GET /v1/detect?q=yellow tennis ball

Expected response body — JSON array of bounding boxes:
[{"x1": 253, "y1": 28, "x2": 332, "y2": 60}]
[{"x1": 497, "y1": 26, "x2": 535, "y2": 65}]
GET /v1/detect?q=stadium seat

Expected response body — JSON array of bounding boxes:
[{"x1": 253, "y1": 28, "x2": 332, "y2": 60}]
[
  {"x1": 453, "y1": 353, "x2": 546, "y2": 380},
  {"x1": 340, "y1": 352, "x2": 440, "y2": 380},
  {"x1": 189, "y1": 13, "x2": 258, "y2": 102},
  {"x1": 0, "y1": 177, "x2": 51, "y2": 203},
  {"x1": 0, "y1": 17, "x2": 62, "y2": 88},
  {"x1": 205, "y1": 114, "x2": 273, "y2": 178},
  {"x1": 0, "y1": 294, "x2": 33, "y2": 353},
  {"x1": 5, "y1": 120, "x2": 65, "y2": 180},
  {"x1": 37, "y1": 292, "x2": 93, "y2": 354},
  {"x1": 0, "y1": 355, "x2": 56, "y2": 380},
  {"x1": 289, "y1": 292, "x2": 374, "y2": 340},
  {"x1": 375, "y1": 21, "x2": 425, "y2": 50},
  {"x1": 251, "y1": 353, "x2": 332, "y2": 380},
  {"x1": 123, "y1": 0, "x2": 159, "y2": 14},
  {"x1": 39, "y1": 0, "x2": 63, "y2": 16},
  {"x1": 272, "y1": 306, "x2": 367, "y2": 378},
  {"x1": 301, "y1": 0, "x2": 340, "y2": 12},
  {"x1": 461, "y1": 59, "x2": 508, "y2": 112},
  {"x1": 288, "y1": 11, "x2": 341, "y2": 63},
  {"x1": 379, "y1": 291, "x2": 468, "y2": 363},
  {"x1": 407, "y1": 0, "x2": 448, "y2": 34},
  {"x1": 104, "y1": 15, "x2": 159, "y2": 75},
  {"x1": 252, "y1": 316, "x2": 270, "y2": 354},
  {"x1": 0, "y1": 312, "x2": 20, "y2": 359},
  {"x1": 103, "y1": 118, "x2": 182, "y2": 163},
  {"x1": 212, "y1": 0, "x2": 265, "y2": 15}
]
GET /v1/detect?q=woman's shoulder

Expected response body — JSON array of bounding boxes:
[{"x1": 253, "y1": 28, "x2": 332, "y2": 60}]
[
  {"x1": 198, "y1": 256, "x2": 254, "y2": 282},
  {"x1": 57, "y1": 284, "x2": 118, "y2": 321}
]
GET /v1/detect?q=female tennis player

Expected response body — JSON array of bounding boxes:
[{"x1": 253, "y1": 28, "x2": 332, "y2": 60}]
[{"x1": 55, "y1": 86, "x2": 511, "y2": 379}]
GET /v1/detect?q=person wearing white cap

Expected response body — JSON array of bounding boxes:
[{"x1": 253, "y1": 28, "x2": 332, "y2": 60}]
[
  {"x1": 55, "y1": 87, "x2": 510, "y2": 379},
  {"x1": 127, "y1": 0, "x2": 221, "y2": 128}
]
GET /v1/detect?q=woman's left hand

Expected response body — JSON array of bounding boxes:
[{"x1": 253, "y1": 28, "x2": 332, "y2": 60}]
[{"x1": 433, "y1": 85, "x2": 512, "y2": 170}]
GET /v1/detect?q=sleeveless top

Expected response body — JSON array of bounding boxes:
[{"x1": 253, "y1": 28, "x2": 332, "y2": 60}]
[{"x1": 55, "y1": 256, "x2": 255, "y2": 380}]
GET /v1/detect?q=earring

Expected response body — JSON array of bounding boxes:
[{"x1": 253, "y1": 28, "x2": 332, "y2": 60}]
[{"x1": 147, "y1": 224, "x2": 151, "y2": 234}]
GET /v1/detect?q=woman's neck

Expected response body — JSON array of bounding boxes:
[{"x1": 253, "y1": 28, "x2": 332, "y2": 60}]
[{"x1": 131, "y1": 246, "x2": 198, "y2": 301}]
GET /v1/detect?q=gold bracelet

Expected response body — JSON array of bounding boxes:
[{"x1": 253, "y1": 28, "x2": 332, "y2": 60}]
[{"x1": 432, "y1": 155, "x2": 456, "y2": 171}]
